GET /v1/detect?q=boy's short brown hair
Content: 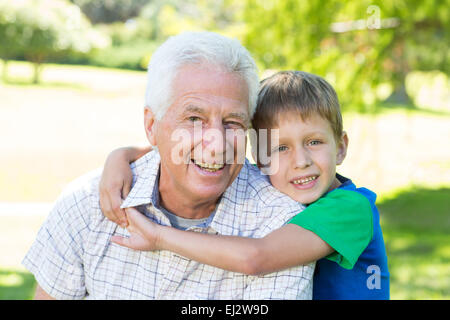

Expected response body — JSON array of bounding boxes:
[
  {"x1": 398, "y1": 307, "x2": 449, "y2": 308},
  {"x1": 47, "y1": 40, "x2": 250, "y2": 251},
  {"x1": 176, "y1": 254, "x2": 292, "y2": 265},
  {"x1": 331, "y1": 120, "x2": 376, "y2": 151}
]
[{"x1": 252, "y1": 71, "x2": 343, "y2": 141}]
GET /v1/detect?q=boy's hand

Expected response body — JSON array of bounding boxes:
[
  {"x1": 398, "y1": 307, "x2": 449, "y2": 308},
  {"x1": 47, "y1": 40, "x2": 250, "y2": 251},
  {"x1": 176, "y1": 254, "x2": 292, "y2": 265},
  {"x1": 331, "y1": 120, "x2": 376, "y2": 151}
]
[
  {"x1": 99, "y1": 148, "x2": 133, "y2": 228},
  {"x1": 111, "y1": 208, "x2": 162, "y2": 251}
]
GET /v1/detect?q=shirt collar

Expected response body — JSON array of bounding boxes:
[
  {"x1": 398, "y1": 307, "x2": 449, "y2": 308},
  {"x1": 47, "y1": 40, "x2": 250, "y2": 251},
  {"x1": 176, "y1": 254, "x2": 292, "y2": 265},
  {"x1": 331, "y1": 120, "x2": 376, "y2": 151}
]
[
  {"x1": 121, "y1": 151, "x2": 252, "y2": 235},
  {"x1": 336, "y1": 173, "x2": 353, "y2": 188},
  {"x1": 120, "y1": 150, "x2": 161, "y2": 209}
]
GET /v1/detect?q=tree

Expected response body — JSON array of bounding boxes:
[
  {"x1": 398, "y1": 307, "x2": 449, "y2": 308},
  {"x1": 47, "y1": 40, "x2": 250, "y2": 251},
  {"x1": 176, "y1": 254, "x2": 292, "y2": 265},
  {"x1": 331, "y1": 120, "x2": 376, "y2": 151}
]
[
  {"x1": 70, "y1": 0, "x2": 150, "y2": 24},
  {"x1": 0, "y1": 0, "x2": 109, "y2": 83},
  {"x1": 241, "y1": 0, "x2": 449, "y2": 111}
]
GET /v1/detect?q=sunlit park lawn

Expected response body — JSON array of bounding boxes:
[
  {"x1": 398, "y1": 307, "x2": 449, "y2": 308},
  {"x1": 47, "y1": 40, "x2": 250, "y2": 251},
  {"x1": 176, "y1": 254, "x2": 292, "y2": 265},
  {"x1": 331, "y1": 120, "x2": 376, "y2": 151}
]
[{"x1": 0, "y1": 60, "x2": 449, "y2": 299}]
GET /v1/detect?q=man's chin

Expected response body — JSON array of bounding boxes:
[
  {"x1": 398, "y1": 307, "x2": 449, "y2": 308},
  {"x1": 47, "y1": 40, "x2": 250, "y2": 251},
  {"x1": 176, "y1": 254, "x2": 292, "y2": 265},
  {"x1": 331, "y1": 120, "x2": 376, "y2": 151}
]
[
  {"x1": 187, "y1": 184, "x2": 228, "y2": 203},
  {"x1": 187, "y1": 167, "x2": 233, "y2": 196}
]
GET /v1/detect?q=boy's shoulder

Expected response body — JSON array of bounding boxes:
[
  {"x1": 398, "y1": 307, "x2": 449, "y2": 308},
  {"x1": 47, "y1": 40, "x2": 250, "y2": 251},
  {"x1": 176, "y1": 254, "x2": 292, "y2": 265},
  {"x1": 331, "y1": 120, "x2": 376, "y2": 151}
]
[{"x1": 334, "y1": 174, "x2": 377, "y2": 206}]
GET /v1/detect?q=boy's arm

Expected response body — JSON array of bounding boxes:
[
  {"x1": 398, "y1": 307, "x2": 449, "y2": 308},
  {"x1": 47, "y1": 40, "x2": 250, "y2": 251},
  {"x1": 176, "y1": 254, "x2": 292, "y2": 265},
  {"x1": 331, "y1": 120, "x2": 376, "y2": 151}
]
[
  {"x1": 34, "y1": 284, "x2": 56, "y2": 300},
  {"x1": 111, "y1": 207, "x2": 333, "y2": 276},
  {"x1": 161, "y1": 224, "x2": 332, "y2": 276},
  {"x1": 99, "y1": 145, "x2": 152, "y2": 227}
]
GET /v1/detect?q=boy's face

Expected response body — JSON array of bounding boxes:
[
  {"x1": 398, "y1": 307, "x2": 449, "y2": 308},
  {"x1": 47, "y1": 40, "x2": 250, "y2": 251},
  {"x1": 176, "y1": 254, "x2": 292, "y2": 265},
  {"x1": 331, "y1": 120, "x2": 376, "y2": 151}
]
[{"x1": 268, "y1": 112, "x2": 348, "y2": 204}]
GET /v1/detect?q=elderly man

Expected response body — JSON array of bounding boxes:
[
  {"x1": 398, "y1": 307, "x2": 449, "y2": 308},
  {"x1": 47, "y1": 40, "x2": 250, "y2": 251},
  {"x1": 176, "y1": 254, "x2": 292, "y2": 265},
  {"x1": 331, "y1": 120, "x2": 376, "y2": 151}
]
[{"x1": 23, "y1": 31, "x2": 314, "y2": 299}]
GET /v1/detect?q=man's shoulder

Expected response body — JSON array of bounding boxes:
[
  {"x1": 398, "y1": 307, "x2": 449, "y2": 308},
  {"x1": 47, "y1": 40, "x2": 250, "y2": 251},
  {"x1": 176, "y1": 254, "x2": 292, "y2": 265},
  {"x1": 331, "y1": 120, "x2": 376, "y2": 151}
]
[
  {"x1": 63, "y1": 151, "x2": 159, "y2": 222},
  {"x1": 62, "y1": 167, "x2": 103, "y2": 196},
  {"x1": 243, "y1": 161, "x2": 301, "y2": 208},
  {"x1": 49, "y1": 168, "x2": 104, "y2": 225}
]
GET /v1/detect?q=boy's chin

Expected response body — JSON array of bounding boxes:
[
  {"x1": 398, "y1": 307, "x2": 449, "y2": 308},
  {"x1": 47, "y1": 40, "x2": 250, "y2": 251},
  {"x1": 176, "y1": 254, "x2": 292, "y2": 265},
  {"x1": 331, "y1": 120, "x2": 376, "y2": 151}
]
[{"x1": 291, "y1": 191, "x2": 322, "y2": 205}]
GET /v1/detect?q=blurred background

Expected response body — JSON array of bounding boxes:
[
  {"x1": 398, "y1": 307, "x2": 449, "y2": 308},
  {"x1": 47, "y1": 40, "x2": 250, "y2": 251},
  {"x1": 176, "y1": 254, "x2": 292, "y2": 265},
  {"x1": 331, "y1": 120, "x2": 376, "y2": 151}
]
[{"x1": 0, "y1": 0, "x2": 449, "y2": 299}]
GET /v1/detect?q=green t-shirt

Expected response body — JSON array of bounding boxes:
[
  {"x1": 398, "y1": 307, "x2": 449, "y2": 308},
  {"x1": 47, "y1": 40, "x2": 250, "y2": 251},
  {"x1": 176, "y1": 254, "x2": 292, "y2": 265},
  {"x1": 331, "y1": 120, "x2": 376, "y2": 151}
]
[{"x1": 288, "y1": 188, "x2": 373, "y2": 270}]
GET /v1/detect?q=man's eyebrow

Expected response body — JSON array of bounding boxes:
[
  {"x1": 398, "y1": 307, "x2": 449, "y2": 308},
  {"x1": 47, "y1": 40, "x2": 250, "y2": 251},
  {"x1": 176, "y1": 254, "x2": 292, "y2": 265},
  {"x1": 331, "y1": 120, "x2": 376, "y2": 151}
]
[
  {"x1": 182, "y1": 105, "x2": 207, "y2": 116},
  {"x1": 226, "y1": 112, "x2": 250, "y2": 126},
  {"x1": 227, "y1": 112, "x2": 249, "y2": 120}
]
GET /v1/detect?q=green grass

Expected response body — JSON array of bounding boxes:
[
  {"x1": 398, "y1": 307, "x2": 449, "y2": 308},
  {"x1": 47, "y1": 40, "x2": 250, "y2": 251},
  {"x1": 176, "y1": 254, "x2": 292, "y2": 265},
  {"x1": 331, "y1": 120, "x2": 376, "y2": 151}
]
[
  {"x1": 0, "y1": 269, "x2": 36, "y2": 300},
  {"x1": 0, "y1": 60, "x2": 449, "y2": 299},
  {"x1": 378, "y1": 186, "x2": 450, "y2": 299}
]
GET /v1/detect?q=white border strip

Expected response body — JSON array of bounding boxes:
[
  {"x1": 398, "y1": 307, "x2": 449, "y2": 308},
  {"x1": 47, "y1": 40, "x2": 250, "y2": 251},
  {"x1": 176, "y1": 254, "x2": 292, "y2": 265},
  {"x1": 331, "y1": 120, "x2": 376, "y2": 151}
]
[{"x1": 0, "y1": 202, "x2": 53, "y2": 216}]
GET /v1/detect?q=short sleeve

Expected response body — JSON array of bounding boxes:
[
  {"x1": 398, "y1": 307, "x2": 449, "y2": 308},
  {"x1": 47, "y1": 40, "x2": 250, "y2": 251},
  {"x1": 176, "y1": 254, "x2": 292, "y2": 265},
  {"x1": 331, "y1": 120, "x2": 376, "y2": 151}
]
[
  {"x1": 288, "y1": 189, "x2": 373, "y2": 269},
  {"x1": 22, "y1": 185, "x2": 91, "y2": 299}
]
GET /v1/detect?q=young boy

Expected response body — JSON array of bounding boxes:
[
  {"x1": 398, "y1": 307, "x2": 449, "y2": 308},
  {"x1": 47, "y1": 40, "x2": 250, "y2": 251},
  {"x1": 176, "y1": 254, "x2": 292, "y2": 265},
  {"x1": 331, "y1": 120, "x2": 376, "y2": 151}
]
[{"x1": 100, "y1": 71, "x2": 390, "y2": 299}]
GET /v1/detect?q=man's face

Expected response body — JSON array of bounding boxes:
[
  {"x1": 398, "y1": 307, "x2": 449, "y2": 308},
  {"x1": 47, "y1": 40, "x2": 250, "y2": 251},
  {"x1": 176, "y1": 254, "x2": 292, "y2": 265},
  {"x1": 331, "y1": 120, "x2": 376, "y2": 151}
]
[{"x1": 146, "y1": 64, "x2": 250, "y2": 204}]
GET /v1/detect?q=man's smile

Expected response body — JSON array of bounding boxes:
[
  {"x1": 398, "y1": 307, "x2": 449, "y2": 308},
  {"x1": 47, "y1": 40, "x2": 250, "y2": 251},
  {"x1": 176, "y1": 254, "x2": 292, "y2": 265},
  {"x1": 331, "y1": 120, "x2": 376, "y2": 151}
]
[{"x1": 191, "y1": 159, "x2": 226, "y2": 173}]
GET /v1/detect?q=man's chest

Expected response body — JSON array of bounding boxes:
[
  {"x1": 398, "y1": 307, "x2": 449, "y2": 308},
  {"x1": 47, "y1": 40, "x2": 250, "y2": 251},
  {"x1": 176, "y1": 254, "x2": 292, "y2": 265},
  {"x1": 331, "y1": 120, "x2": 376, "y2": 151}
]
[{"x1": 82, "y1": 227, "x2": 250, "y2": 299}]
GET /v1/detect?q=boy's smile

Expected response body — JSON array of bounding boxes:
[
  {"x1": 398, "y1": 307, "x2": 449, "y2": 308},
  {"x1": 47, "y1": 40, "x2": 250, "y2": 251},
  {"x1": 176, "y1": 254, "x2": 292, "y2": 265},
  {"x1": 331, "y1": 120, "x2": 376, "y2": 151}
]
[
  {"x1": 267, "y1": 112, "x2": 348, "y2": 204},
  {"x1": 290, "y1": 174, "x2": 319, "y2": 189}
]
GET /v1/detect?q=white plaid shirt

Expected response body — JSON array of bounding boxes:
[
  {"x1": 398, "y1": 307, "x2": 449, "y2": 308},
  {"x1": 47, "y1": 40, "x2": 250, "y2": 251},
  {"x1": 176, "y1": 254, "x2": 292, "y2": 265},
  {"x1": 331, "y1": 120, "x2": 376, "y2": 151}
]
[{"x1": 23, "y1": 151, "x2": 314, "y2": 300}]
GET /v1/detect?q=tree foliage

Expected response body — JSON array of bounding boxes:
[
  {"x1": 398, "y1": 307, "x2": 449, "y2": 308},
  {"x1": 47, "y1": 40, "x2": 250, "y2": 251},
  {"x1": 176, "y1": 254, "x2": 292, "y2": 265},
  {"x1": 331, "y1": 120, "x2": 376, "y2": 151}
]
[
  {"x1": 242, "y1": 0, "x2": 449, "y2": 111},
  {"x1": 0, "y1": 0, "x2": 109, "y2": 82},
  {"x1": 69, "y1": 0, "x2": 150, "y2": 24}
]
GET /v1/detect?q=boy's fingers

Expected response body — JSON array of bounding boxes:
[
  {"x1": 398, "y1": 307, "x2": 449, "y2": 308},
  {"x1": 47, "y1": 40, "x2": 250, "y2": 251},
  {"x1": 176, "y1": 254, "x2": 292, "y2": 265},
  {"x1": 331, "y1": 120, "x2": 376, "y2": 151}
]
[
  {"x1": 111, "y1": 236, "x2": 131, "y2": 248},
  {"x1": 100, "y1": 192, "x2": 118, "y2": 224},
  {"x1": 109, "y1": 189, "x2": 128, "y2": 227},
  {"x1": 124, "y1": 207, "x2": 147, "y2": 226},
  {"x1": 122, "y1": 180, "x2": 132, "y2": 200}
]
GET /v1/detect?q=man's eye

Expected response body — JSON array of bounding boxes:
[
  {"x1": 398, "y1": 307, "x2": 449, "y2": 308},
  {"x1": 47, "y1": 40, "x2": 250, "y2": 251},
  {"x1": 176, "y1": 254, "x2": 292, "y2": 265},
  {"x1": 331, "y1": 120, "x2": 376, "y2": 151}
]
[
  {"x1": 225, "y1": 121, "x2": 244, "y2": 129},
  {"x1": 188, "y1": 116, "x2": 202, "y2": 122}
]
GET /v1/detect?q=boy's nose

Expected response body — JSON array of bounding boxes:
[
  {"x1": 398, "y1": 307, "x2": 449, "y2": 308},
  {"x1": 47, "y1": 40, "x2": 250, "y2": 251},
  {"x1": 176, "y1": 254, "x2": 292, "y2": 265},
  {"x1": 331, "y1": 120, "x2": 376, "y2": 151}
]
[{"x1": 294, "y1": 148, "x2": 313, "y2": 169}]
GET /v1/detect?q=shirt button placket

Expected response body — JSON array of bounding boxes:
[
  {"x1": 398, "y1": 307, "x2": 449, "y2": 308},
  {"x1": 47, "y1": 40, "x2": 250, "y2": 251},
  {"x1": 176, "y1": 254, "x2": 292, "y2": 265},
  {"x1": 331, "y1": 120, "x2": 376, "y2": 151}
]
[{"x1": 156, "y1": 252, "x2": 189, "y2": 299}]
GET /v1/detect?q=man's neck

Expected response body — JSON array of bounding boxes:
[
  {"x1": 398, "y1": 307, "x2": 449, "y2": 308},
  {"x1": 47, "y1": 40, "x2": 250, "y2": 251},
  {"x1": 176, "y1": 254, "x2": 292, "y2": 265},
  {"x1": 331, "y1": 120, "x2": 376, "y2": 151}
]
[
  {"x1": 156, "y1": 171, "x2": 220, "y2": 219},
  {"x1": 158, "y1": 189, "x2": 219, "y2": 219}
]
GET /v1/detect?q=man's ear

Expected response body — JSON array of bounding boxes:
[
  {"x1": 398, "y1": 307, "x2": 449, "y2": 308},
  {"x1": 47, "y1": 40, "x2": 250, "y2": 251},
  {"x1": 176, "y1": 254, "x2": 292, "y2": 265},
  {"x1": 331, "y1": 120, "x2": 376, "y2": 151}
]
[
  {"x1": 144, "y1": 106, "x2": 157, "y2": 147},
  {"x1": 336, "y1": 131, "x2": 348, "y2": 165}
]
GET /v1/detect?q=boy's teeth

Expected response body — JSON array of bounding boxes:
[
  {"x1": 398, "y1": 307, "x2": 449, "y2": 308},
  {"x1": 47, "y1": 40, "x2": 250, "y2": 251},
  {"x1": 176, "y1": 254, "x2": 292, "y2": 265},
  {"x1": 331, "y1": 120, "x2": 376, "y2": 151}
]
[
  {"x1": 194, "y1": 161, "x2": 224, "y2": 171},
  {"x1": 292, "y1": 176, "x2": 317, "y2": 185}
]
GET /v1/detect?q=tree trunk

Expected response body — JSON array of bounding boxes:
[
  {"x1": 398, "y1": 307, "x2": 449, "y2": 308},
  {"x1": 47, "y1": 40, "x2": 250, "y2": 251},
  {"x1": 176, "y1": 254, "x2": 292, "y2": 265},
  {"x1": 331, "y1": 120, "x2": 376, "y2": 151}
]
[
  {"x1": 27, "y1": 53, "x2": 45, "y2": 84},
  {"x1": 1, "y1": 59, "x2": 8, "y2": 82},
  {"x1": 32, "y1": 62, "x2": 42, "y2": 84}
]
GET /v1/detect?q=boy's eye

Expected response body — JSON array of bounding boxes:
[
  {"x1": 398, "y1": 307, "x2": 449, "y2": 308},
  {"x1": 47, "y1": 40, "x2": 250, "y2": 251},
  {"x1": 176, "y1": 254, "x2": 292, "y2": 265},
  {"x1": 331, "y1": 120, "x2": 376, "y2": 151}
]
[
  {"x1": 275, "y1": 145, "x2": 288, "y2": 152},
  {"x1": 308, "y1": 140, "x2": 322, "y2": 146}
]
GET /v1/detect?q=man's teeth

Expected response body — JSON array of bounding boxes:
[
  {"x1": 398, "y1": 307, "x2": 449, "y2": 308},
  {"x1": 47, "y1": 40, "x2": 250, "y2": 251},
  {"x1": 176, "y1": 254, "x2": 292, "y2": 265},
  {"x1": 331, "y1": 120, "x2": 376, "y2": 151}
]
[
  {"x1": 194, "y1": 161, "x2": 225, "y2": 171},
  {"x1": 292, "y1": 176, "x2": 317, "y2": 185}
]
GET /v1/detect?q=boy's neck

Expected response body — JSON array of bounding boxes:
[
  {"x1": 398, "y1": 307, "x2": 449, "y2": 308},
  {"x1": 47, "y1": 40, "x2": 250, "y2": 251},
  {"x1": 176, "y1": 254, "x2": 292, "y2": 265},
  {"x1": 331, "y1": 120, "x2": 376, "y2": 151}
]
[{"x1": 327, "y1": 176, "x2": 342, "y2": 193}]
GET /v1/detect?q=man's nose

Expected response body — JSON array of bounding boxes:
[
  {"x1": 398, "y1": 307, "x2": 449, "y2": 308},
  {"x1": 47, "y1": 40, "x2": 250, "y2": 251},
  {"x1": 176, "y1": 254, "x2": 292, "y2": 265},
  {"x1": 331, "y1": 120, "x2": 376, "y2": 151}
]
[{"x1": 202, "y1": 123, "x2": 227, "y2": 162}]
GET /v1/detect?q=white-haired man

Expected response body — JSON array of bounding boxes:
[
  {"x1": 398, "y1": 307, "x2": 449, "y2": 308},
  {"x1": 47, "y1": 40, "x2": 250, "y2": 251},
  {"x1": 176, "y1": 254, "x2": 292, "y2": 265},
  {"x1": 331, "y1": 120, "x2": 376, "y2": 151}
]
[{"x1": 23, "y1": 31, "x2": 314, "y2": 299}]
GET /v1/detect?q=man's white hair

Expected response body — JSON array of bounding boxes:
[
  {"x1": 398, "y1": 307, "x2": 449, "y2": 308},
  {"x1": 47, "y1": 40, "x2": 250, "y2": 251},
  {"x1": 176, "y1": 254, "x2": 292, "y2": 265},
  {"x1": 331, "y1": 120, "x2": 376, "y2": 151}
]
[{"x1": 145, "y1": 31, "x2": 259, "y2": 120}]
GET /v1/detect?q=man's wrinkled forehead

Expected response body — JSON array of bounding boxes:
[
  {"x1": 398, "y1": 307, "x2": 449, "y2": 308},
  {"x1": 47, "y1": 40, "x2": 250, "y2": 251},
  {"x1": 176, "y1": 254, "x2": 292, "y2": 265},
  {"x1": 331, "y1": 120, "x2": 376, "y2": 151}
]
[{"x1": 165, "y1": 65, "x2": 250, "y2": 119}]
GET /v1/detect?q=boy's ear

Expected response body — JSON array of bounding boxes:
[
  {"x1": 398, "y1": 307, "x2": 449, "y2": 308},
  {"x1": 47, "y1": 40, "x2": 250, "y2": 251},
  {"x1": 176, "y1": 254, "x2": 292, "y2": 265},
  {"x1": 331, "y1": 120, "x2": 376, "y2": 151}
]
[
  {"x1": 144, "y1": 106, "x2": 157, "y2": 147},
  {"x1": 336, "y1": 131, "x2": 348, "y2": 165}
]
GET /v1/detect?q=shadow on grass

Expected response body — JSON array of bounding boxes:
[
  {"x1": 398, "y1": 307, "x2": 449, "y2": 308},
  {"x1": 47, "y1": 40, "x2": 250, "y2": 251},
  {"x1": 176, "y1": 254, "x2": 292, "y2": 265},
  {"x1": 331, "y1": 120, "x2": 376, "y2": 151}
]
[
  {"x1": 379, "y1": 186, "x2": 450, "y2": 233},
  {"x1": 0, "y1": 269, "x2": 36, "y2": 300},
  {"x1": 378, "y1": 186, "x2": 450, "y2": 299},
  {"x1": 1, "y1": 78, "x2": 88, "y2": 91}
]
